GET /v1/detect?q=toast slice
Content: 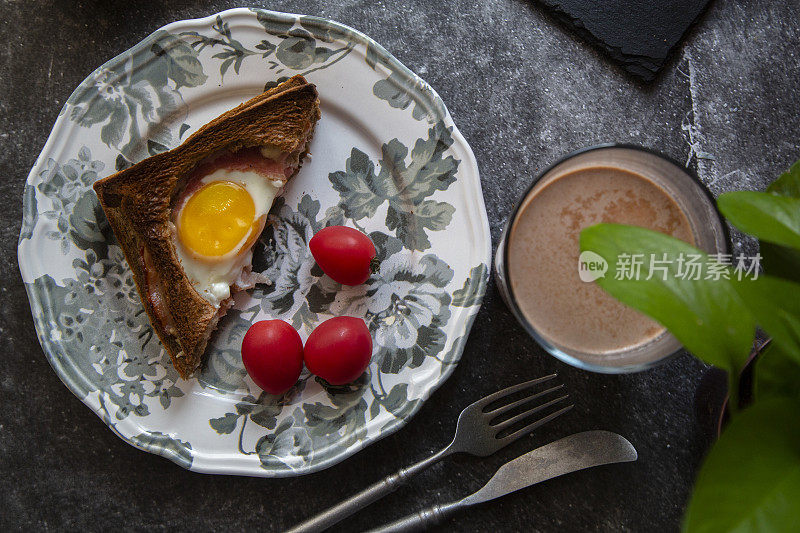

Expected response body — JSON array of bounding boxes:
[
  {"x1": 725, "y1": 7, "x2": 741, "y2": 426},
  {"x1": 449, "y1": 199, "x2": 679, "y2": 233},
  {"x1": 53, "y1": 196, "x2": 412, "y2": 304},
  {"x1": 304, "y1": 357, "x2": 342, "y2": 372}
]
[{"x1": 93, "y1": 75, "x2": 320, "y2": 379}]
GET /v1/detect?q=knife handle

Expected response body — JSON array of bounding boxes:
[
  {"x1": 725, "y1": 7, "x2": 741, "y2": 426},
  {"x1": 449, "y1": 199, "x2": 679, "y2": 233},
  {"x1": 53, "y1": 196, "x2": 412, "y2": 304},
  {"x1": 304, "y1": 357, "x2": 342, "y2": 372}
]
[
  {"x1": 286, "y1": 448, "x2": 451, "y2": 533},
  {"x1": 366, "y1": 502, "x2": 461, "y2": 533}
]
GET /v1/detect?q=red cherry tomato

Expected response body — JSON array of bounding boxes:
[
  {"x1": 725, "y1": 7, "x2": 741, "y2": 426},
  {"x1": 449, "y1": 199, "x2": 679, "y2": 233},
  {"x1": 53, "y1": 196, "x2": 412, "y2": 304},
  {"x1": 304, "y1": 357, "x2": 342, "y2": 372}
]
[
  {"x1": 304, "y1": 317, "x2": 372, "y2": 385},
  {"x1": 309, "y1": 226, "x2": 376, "y2": 285},
  {"x1": 241, "y1": 320, "x2": 304, "y2": 395}
]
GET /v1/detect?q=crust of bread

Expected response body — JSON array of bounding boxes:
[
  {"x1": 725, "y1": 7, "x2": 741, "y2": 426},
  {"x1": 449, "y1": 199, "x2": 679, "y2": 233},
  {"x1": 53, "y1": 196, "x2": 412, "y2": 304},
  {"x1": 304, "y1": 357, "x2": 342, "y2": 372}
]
[{"x1": 93, "y1": 75, "x2": 320, "y2": 379}]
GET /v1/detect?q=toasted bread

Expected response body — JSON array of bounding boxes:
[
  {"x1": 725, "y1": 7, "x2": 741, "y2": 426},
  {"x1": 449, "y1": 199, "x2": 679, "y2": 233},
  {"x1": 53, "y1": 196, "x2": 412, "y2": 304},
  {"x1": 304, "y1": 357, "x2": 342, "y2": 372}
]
[{"x1": 93, "y1": 75, "x2": 320, "y2": 379}]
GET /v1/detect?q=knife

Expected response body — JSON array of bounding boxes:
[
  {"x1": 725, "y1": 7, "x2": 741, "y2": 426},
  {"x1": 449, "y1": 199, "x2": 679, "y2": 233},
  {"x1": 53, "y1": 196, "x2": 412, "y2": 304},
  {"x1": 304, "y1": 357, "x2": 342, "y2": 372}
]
[{"x1": 365, "y1": 430, "x2": 637, "y2": 533}]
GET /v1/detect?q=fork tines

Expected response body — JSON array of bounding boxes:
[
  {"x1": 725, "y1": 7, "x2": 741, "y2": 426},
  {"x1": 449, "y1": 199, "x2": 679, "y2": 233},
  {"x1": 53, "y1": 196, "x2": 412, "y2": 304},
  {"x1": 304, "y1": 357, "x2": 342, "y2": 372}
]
[{"x1": 480, "y1": 375, "x2": 573, "y2": 442}]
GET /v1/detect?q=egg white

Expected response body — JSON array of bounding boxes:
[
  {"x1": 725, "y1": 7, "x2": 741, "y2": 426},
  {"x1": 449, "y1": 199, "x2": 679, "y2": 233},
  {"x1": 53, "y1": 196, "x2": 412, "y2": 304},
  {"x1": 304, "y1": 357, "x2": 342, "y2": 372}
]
[{"x1": 172, "y1": 168, "x2": 283, "y2": 307}]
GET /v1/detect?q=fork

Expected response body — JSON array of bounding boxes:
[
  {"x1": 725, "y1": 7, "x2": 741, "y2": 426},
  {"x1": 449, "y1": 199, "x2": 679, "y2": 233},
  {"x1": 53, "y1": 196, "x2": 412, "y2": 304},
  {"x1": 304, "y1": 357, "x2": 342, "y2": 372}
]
[{"x1": 286, "y1": 375, "x2": 573, "y2": 533}]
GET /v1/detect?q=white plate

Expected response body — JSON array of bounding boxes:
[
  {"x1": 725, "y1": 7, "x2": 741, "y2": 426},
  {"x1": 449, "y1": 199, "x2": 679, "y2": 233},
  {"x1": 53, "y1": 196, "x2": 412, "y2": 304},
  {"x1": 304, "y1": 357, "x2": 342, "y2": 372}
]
[{"x1": 18, "y1": 8, "x2": 490, "y2": 476}]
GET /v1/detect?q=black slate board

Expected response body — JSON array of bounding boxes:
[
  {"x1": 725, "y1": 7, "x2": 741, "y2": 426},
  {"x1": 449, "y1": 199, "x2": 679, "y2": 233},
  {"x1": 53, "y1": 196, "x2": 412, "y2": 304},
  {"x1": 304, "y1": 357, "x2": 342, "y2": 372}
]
[{"x1": 536, "y1": 0, "x2": 713, "y2": 80}]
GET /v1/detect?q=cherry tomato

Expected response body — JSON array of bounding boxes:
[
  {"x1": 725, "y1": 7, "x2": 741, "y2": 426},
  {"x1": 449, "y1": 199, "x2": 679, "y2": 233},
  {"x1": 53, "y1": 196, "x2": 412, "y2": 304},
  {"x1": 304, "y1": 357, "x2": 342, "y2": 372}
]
[
  {"x1": 310, "y1": 226, "x2": 376, "y2": 285},
  {"x1": 304, "y1": 317, "x2": 372, "y2": 385},
  {"x1": 241, "y1": 320, "x2": 303, "y2": 395}
]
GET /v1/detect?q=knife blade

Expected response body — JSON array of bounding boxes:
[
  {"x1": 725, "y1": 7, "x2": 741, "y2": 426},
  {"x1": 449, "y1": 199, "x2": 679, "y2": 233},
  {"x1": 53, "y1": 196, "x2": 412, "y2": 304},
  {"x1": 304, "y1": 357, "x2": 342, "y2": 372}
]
[
  {"x1": 461, "y1": 430, "x2": 638, "y2": 506},
  {"x1": 367, "y1": 431, "x2": 637, "y2": 533}
]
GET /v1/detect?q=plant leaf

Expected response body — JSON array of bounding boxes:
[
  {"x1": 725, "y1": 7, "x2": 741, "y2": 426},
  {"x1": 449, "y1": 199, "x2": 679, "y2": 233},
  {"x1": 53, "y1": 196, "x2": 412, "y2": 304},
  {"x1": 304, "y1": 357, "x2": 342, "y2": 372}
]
[
  {"x1": 580, "y1": 224, "x2": 755, "y2": 378},
  {"x1": 683, "y1": 398, "x2": 800, "y2": 533},
  {"x1": 767, "y1": 160, "x2": 800, "y2": 198},
  {"x1": 761, "y1": 242, "x2": 800, "y2": 284},
  {"x1": 731, "y1": 275, "x2": 800, "y2": 364},
  {"x1": 754, "y1": 343, "x2": 800, "y2": 403},
  {"x1": 718, "y1": 191, "x2": 800, "y2": 249},
  {"x1": 757, "y1": 161, "x2": 800, "y2": 283}
]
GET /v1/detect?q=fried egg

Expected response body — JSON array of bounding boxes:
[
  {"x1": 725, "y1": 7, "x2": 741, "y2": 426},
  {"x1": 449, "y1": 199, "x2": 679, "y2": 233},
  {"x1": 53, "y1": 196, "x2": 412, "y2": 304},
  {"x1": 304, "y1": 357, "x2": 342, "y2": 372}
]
[{"x1": 172, "y1": 153, "x2": 286, "y2": 307}]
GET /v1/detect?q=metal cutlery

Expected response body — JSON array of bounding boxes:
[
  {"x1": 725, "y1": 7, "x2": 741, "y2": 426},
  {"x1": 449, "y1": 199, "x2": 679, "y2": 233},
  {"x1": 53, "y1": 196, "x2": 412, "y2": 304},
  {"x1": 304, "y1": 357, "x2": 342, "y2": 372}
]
[
  {"x1": 367, "y1": 430, "x2": 638, "y2": 533},
  {"x1": 287, "y1": 375, "x2": 573, "y2": 533}
]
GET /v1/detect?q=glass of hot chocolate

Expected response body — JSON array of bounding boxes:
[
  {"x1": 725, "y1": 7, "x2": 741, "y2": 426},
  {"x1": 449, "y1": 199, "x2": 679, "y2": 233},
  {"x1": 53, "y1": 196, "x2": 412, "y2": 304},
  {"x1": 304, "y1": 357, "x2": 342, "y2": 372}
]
[{"x1": 494, "y1": 145, "x2": 729, "y2": 373}]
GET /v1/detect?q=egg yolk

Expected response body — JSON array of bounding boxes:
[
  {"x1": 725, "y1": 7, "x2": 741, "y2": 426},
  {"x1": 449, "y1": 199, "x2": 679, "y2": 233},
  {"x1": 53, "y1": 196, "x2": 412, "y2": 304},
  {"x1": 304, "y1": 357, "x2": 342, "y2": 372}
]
[{"x1": 178, "y1": 181, "x2": 256, "y2": 257}]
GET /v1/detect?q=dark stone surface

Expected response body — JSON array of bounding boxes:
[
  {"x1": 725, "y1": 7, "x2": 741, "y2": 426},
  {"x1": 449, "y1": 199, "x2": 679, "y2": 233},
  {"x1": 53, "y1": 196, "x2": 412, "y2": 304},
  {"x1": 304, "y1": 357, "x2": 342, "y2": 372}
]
[
  {"x1": 535, "y1": 0, "x2": 713, "y2": 81},
  {"x1": 1, "y1": 0, "x2": 798, "y2": 531}
]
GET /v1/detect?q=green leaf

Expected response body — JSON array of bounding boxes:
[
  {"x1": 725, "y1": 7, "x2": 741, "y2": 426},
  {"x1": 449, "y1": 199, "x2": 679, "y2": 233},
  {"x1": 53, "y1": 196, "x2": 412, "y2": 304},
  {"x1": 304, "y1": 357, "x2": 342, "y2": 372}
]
[
  {"x1": 754, "y1": 343, "x2": 800, "y2": 403},
  {"x1": 731, "y1": 275, "x2": 800, "y2": 364},
  {"x1": 758, "y1": 162, "x2": 800, "y2": 283},
  {"x1": 761, "y1": 242, "x2": 800, "y2": 284},
  {"x1": 580, "y1": 224, "x2": 756, "y2": 378},
  {"x1": 684, "y1": 398, "x2": 800, "y2": 533},
  {"x1": 718, "y1": 191, "x2": 800, "y2": 249},
  {"x1": 767, "y1": 160, "x2": 800, "y2": 198}
]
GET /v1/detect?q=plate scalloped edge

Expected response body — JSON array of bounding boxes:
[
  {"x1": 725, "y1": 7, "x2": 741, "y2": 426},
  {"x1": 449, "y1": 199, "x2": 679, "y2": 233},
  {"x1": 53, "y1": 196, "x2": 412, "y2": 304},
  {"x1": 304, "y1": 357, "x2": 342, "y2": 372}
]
[{"x1": 17, "y1": 7, "x2": 491, "y2": 477}]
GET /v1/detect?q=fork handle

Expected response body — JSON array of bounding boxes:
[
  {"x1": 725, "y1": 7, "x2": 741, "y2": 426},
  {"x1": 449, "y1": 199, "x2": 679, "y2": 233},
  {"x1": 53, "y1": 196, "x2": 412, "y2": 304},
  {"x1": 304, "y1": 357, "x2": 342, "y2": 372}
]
[
  {"x1": 365, "y1": 502, "x2": 461, "y2": 533},
  {"x1": 286, "y1": 448, "x2": 451, "y2": 533}
]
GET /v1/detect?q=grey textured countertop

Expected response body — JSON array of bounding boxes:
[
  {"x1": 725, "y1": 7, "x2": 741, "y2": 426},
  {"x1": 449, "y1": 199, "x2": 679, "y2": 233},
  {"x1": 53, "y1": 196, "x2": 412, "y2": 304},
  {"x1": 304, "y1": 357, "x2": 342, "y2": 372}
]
[{"x1": 2, "y1": 1, "x2": 799, "y2": 531}]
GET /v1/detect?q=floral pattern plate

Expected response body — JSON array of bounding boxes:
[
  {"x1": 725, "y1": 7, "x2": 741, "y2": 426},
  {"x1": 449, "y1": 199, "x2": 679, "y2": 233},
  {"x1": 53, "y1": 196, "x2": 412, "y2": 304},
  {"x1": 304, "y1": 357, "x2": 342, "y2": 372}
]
[{"x1": 17, "y1": 8, "x2": 489, "y2": 476}]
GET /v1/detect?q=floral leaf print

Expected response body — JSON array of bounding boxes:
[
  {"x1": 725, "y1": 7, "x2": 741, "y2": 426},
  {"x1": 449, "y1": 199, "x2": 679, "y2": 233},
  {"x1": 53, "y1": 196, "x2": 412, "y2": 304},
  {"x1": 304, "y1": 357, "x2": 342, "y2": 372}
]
[
  {"x1": 364, "y1": 57, "x2": 447, "y2": 122},
  {"x1": 452, "y1": 263, "x2": 489, "y2": 308},
  {"x1": 276, "y1": 29, "x2": 318, "y2": 70},
  {"x1": 298, "y1": 16, "x2": 338, "y2": 43},
  {"x1": 252, "y1": 9, "x2": 295, "y2": 36},
  {"x1": 328, "y1": 148, "x2": 386, "y2": 220},
  {"x1": 368, "y1": 255, "x2": 453, "y2": 373},
  {"x1": 256, "y1": 412, "x2": 314, "y2": 471},
  {"x1": 365, "y1": 40, "x2": 391, "y2": 71},
  {"x1": 373, "y1": 72, "x2": 413, "y2": 110},
  {"x1": 303, "y1": 376, "x2": 369, "y2": 450},
  {"x1": 150, "y1": 33, "x2": 208, "y2": 89},
  {"x1": 329, "y1": 121, "x2": 460, "y2": 251},
  {"x1": 255, "y1": 194, "x2": 342, "y2": 332},
  {"x1": 383, "y1": 383, "x2": 413, "y2": 414},
  {"x1": 210, "y1": 412, "x2": 239, "y2": 435},
  {"x1": 208, "y1": 392, "x2": 286, "y2": 437},
  {"x1": 130, "y1": 432, "x2": 193, "y2": 469},
  {"x1": 177, "y1": 9, "x2": 354, "y2": 88},
  {"x1": 69, "y1": 192, "x2": 114, "y2": 259},
  {"x1": 20, "y1": 184, "x2": 38, "y2": 241},
  {"x1": 331, "y1": 248, "x2": 455, "y2": 374},
  {"x1": 66, "y1": 30, "x2": 205, "y2": 161},
  {"x1": 36, "y1": 148, "x2": 105, "y2": 256},
  {"x1": 182, "y1": 16, "x2": 256, "y2": 80},
  {"x1": 32, "y1": 270, "x2": 183, "y2": 421},
  {"x1": 386, "y1": 199, "x2": 455, "y2": 252}
]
